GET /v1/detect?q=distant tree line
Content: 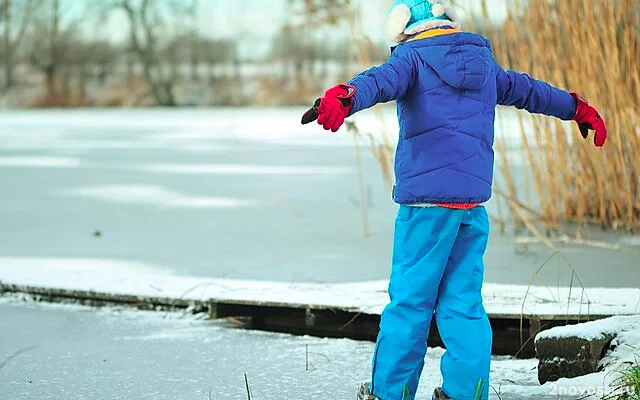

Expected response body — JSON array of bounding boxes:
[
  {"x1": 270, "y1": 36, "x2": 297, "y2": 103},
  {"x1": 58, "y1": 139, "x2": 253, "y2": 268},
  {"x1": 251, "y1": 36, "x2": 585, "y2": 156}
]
[{"x1": 0, "y1": 0, "x2": 388, "y2": 107}]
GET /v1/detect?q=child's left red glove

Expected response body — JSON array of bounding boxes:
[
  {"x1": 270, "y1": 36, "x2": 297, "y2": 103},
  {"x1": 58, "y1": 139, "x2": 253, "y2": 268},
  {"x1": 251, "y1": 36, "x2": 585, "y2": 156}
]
[
  {"x1": 301, "y1": 84, "x2": 356, "y2": 132},
  {"x1": 571, "y1": 93, "x2": 607, "y2": 147}
]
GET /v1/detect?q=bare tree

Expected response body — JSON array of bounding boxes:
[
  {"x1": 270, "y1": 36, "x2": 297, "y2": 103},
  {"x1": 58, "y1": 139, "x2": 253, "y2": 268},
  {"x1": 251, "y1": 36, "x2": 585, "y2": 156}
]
[
  {"x1": 280, "y1": 0, "x2": 359, "y2": 83},
  {"x1": 166, "y1": 35, "x2": 233, "y2": 82},
  {"x1": 287, "y1": 0, "x2": 353, "y2": 26},
  {"x1": 187, "y1": 0, "x2": 198, "y2": 81},
  {"x1": 110, "y1": 0, "x2": 189, "y2": 106},
  {"x1": 271, "y1": 25, "x2": 314, "y2": 84},
  {"x1": 90, "y1": 40, "x2": 118, "y2": 86},
  {"x1": 27, "y1": 0, "x2": 79, "y2": 100},
  {"x1": 62, "y1": 38, "x2": 116, "y2": 102},
  {"x1": 0, "y1": 0, "x2": 39, "y2": 91},
  {"x1": 199, "y1": 38, "x2": 233, "y2": 82}
]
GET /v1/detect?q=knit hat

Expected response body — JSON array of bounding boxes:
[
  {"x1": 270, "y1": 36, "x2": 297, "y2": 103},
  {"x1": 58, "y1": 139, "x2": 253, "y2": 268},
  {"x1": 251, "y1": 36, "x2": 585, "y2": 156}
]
[{"x1": 386, "y1": 0, "x2": 461, "y2": 43}]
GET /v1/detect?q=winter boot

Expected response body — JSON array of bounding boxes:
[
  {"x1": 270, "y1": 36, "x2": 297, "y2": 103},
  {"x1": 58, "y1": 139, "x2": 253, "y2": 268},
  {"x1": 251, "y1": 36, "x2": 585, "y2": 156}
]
[
  {"x1": 432, "y1": 388, "x2": 452, "y2": 400},
  {"x1": 357, "y1": 382, "x2": 380, "y2": 400}
]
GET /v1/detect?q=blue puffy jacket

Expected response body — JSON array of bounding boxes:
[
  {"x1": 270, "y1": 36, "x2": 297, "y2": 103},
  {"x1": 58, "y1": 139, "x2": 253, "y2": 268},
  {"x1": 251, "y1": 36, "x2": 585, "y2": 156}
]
[{"x1": 347, "y1": 31, "x2": 577, "y2": 205}]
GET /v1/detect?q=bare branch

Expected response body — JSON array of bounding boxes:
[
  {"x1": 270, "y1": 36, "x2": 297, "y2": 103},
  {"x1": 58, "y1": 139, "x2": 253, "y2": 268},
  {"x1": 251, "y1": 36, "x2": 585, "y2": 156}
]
[
  {"x1": 12, "y1": 0, "x2": 41, "y2": 50},
  {"x1": 0, "y1": 1, "x2": 7, "y2": 20}
]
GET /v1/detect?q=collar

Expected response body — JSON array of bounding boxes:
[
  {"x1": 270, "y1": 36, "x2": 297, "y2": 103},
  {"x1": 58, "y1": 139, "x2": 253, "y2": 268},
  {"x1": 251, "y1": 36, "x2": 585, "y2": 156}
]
[{"x1": 407, "y1": 27, "x2": 461, "y2": 42}]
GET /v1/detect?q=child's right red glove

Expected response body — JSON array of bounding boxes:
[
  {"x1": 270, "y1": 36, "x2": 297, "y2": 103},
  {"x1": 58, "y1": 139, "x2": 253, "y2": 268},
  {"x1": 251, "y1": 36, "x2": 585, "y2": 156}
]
[
  {"x1": 301, "y1": 84, "x2": 356, "y2": 132},
  {"x1": 571, "y1": 93, "x2": 607, "y2": 147}
]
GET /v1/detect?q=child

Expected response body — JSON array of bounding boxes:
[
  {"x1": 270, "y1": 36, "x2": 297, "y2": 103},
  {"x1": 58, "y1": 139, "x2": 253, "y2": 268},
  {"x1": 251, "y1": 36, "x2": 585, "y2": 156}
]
[{"x1": 301, "y1": 1, "x2": 607, "y2": 399}]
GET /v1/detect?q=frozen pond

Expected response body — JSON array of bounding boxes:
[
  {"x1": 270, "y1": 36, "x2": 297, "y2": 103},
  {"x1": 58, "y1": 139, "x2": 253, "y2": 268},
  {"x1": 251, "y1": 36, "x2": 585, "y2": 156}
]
[{"x1": 0, "y1": 108, "x2": 638, "y2": 288}]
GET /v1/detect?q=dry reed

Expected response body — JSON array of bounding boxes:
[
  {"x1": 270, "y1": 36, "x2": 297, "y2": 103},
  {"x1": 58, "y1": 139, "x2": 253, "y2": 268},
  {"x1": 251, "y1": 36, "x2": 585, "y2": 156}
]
[
  {"x1": 309, "y1": 1, "x2": 640, "y2": 233},
  {"x1": 485, "y1": 0, "x2": 640, "y2": 231}
]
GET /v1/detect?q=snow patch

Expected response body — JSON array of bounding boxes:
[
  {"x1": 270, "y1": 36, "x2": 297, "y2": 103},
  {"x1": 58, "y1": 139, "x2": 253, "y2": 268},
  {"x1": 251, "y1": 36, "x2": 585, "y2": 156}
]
[
  {"x1": 619, "y1": 236, "x2": 640, "y2": 247},
  {"x1": 139, "y1": 163, "x2": 351, "y2": 175},
  {"x1": 0, "y1": 257, "x2": 638, "y2": 318},
  {"x1": 0, "y1": 257, "x2": 172, "y2": 278},
  {"x1": 535, "y1": 317, "x2": 629, "y2": 342},
  {"x1": 0, "y1": 108, "x2": 560, "y2": 165},
  {"x1": 2, "y1": 277, "x2": 637, "y2": 399},
  {"x1": 0, "y1": 156, "x2": 81, "y2": 168},
  {"x1": 482, "y1": 283, "x2": 640, "y2": 317},
  {"x1": 153, "y1": 131, "x2": 230, "y2": 141},
  {"x1": 0, "y1": 299, "x2": 555, "y2": 399},
  {"x1": 56, "y1": 185, "x2": 253, "y2": 208},
  {"x1": 120, "y1": 327, "x2": 220, "y2": 342},
  {"x1": 524, "y1": 316, "x2": 640, "y2": 400}
]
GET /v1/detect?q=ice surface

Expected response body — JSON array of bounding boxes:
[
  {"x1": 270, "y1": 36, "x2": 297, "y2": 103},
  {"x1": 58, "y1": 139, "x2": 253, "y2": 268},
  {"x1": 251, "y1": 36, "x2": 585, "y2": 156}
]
[
  {"x1": 56, "y1": 185, "x2": 254, "y2": 208},
  {"x1": 1, "y1": 257, "x2": 638, "y2": 317},
  {"x1": 139, "y1": 163, "x2": 352, "y2": 175},
  {"x1": 0, "y1": 102, "x2": 634, "y2": 400},
  {"x1": 1, "y1": 109, "x2": 639, "y2": 288},
  {"x1": 619, "y1": 236, "x2": 640, "y2": 247},
  {"x1": 0, "y1": 299, "x2": 577, "y2": 400},
  {"x1": 0, "y1": 107, "x2": 549, "y2": 151},
  {"x1": 0, "y1": 257, "x2": 174, "y2": 275},
  {"x1": 0, "y1": 156, "x2": 81, "y2": 167}
]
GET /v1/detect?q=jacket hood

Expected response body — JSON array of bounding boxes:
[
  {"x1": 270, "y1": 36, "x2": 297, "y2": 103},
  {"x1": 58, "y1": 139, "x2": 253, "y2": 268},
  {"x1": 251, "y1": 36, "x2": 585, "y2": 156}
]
[{"x1": 407, "y1": 32, "x2": 492, "y2": 91}]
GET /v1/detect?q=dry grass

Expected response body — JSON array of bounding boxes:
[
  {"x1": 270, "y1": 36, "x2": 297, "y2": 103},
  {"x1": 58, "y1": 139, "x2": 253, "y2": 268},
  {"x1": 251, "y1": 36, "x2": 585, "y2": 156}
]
[
  {"x1": 517, "y1": 251, "x2": 593, "y2": 354},
  {"x1": 356, "y1": 1, "x2": 640, "y2": 234},
  {"x1": 483, "y1": 0, "x2": 640, "y2": 231}
]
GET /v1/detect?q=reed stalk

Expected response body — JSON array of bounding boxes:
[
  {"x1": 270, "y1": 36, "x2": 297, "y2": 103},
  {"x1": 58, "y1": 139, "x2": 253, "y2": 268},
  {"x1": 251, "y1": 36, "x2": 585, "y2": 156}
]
[{"x1": 489, "y1": 0, "x2": 640, "y2": 230}]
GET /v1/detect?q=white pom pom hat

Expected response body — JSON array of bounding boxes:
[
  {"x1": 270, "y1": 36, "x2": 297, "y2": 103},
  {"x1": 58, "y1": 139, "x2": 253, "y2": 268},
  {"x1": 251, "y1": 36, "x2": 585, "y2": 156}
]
[{"x1": 386, "y1": 0, "x2": 461, "y2": 43}]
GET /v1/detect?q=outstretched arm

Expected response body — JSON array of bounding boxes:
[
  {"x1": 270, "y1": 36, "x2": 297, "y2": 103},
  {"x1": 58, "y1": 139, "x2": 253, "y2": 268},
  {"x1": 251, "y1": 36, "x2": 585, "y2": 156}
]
[
  {"x1": 347, "y1": 45, "x2": 417, "y2": 115},
  {"x1": 301, "y1": 45, "x2": 417, "y2": 132},
  {"x1": 495, "y1": 66, "x2": 576, "y2": 120},
  {"x1": 495, "y1": 65, "x2": 607, "y2": 147}
]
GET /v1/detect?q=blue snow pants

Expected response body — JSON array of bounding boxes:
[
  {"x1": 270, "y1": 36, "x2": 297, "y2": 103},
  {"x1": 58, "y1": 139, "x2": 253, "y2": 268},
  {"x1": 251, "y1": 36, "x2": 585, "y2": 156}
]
[{"x1": 370, "y1": 205, "x2": 493, "y2": 400}]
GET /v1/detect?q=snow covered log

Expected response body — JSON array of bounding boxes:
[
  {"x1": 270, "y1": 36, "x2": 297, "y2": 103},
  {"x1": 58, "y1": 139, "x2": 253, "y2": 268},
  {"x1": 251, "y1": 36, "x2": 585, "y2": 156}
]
[{"x1": 534, "y1": 319, "x2": 621, "y2": 384}]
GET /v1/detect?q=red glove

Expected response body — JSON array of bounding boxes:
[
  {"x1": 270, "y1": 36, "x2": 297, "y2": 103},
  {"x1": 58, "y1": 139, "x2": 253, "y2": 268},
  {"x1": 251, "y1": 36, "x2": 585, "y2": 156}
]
[
  {"x1": 571, "y1": 93, "x2": 607, "y2": 147},
  {"x1": 301, "y1": 84, "x2": 356, "y2": 132}
]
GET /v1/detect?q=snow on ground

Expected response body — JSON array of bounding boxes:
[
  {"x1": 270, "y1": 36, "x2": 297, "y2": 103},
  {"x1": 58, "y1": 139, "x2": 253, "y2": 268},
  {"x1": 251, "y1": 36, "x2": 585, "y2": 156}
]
[
  {"x1": 56, "y1": 185, "x2": 254, "y2": 208},
  {"x1": 0, "y1": 107, "x2": 558, "y2": 151},
  {"x1": 138, "y1": 163, "x2": 352, "y2": 175},
  {"x1": 0, "y1": 298, "x2": 575, "y2": 400},
  {"x1": 3, "y1": 297, "x2": 634, "y2": 400},
  {"x1": 1, "y1": 257, "x2": 638, "y2": 317},
  {"x1": 620, "y1": 235, "x2": 640, "y2": 248},
  {"x1": 0, "y1": 108, "x2": 568, "y2": 173},
  {"x1": 0, "y1": 109, "x2": 633, "y2": 399},
  {"x1": 0, "y1": 156, "x2": 82, "y2": 168},
  {"x1": 535, "y1": 316, "x2": 632, "y2": 341},
  {"x1": 530, "y1": 316, "x2": 640, "y2": 399}
]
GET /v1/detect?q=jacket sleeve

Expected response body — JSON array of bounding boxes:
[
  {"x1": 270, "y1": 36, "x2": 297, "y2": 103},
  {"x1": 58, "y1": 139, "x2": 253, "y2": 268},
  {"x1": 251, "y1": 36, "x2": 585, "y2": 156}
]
[
  {"x1": 346, "y1": 45, "x2": 417, "y2": 116},
  {"x1": 495, "y1": 64, "x2": 576, "y2": 121}
]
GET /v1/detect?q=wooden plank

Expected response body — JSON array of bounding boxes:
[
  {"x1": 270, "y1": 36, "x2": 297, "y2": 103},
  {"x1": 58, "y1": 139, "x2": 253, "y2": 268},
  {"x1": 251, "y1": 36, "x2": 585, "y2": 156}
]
[
  {"x1": 0, "y1": 283, "x2": 208, "y2": 312},
  {"x1": 2, "y1": 284, "x2": 617, "y2": 322},
  {"x1": 0, "y1": 283, "x2": 623, "y2": 358}
]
